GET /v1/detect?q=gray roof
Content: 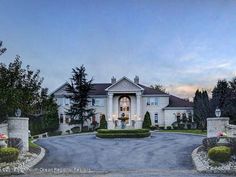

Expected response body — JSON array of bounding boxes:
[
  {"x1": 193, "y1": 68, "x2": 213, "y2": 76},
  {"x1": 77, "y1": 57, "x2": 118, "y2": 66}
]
[
  {"x1": 52, "y1": 83, "x2": 193, "y2": 108},
  {"x1": 168, "y1": 95, "x2": 193, "y2": 107}
]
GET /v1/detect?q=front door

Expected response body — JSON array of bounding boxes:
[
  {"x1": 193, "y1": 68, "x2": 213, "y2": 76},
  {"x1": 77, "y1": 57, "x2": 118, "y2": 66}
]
[{"x1": 119, "y1": 96, "x2": 131, "y2": 125}]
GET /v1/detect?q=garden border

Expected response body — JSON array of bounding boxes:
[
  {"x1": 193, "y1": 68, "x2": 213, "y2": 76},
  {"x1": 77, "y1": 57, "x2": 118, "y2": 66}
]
[{"x1": 192, "y1": 145, "x2": 236, "y2": 174}]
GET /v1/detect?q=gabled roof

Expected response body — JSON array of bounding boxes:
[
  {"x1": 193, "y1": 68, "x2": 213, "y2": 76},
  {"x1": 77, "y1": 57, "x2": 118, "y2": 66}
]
[
  {"x1": 167, "y1": 95, "x2": 193, "y2": 107},
  {"x1": 105, "y1": 76, "x2": 144, "y2": 91}
]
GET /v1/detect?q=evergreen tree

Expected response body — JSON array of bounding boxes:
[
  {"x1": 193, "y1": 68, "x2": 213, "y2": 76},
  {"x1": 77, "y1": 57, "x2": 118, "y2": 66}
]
[
  {"x1": 193, "y1": 89, "x2": 210, "y2": 130},
  {"x1": 211, "y1": 79, "x2": 231, "y2": 117},
  {"x1": 66, "y1": 65, "x2": 95, "y2": 131},
  {"x1": 99, "y1": 114, "x2": 107, "y2": 129},
  {"x1": 0, "y1": 41, "x2": 7, "y2": 56},
  {"x1": 142, "y1": 111, "x2": 152, "y2": 129}
]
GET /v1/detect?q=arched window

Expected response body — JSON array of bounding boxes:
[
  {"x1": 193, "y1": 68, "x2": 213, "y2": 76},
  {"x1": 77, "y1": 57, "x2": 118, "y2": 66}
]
[{"x1": 120, "y1": 97, "x2": 130, "y2": 112}]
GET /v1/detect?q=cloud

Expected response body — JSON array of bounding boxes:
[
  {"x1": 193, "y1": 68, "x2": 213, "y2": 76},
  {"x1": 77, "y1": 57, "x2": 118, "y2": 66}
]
[{"x1": 166, "y1": 84, "x2": 212, "y2": 100}]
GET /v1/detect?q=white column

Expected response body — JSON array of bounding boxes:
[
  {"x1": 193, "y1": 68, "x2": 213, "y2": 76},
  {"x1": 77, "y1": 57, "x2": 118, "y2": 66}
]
[
  {"x1": 135, "y1": 92, "x2": 142, "y2": 128},
  {"x1": 108, "y1": 93, "x2": 114, "y2": 129},
  {"x1": 136, "y1": 92, "x2": 141, "y2": 119}
]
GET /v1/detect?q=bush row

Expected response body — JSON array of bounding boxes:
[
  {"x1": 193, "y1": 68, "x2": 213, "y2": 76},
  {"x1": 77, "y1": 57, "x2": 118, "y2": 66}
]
[
  {"x1": 97, "y1": 129, "x2": 149, "y2": 134},
  {"x1": 96, "y1": 132, "x2": 151, "y2": 138}
]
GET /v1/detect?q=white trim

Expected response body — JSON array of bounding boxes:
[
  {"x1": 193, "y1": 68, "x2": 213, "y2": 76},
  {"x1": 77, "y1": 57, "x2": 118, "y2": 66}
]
[
  {"x1": 142, "y1": 94, "x2": 169, "y2": 97},
  {"x1": 50, "y1": 82, "x2": 68, "y2": 96},
  {"x1": 105, "y1": 76, "x2": 144, "y2": 91}
]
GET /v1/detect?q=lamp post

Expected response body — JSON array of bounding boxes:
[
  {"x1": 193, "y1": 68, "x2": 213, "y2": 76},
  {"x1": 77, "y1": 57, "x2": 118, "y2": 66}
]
[
  {"x1": 15, "y1": 108, "x2": 21, "y2": 117},
  {"x1": 215, "y1": 107, "x2": 221, "y2": 118}
]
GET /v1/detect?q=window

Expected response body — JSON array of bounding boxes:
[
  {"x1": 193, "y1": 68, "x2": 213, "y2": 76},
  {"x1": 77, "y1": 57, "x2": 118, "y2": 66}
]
[
  {"x1": 60, "y1": 114, "x2": 64, "y2": 123},
  {"x1": 91, "y1": 98, "x2": 104, "y2": 107},
  {"x1": 57, "y1": 98, "x2": 64, "y2": 106},
  {"x1": 176, "y1": 113, "x2": 181, "y2": 122},
  {"x1": 146, "y1": 97, "x2": 158, "y2": 106},
  {"x1": 64, "y1": 98, "x2": 70, "y2": 105},
  {"x1": 154, "y1": 113, "x2": 158, "y2": 124},
  {"x1": 65, "y1": 115, "x2": 70, "y2": 124}
]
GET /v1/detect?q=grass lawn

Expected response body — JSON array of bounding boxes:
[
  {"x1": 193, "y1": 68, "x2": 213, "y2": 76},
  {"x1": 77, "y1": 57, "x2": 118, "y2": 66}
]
[
  {"x1": 159, "y1": 129, "x2": 207, "y2": 135},
  {"x1": 29, "y1": 138, "x2": 39, "y2": 148}
]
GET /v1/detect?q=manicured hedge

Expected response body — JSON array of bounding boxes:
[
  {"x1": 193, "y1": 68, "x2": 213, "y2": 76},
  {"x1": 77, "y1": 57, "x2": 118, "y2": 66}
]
[
  {"x1": 0, "y1": 147, "x2": 19, "y2": 163},
  {"x1": 208, "y1": 146, "x2": 231, "y2": 163},
  {"x1": 96, "y1": 129, "x2": 150, "y2": 138},
  {"x1": 97, "y1": 129, "x2": 149, "y2": 133}
]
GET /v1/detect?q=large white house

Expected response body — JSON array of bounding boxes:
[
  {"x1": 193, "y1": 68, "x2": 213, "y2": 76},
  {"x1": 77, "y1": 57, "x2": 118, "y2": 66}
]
[{"x1": 52, "y1": 76, "x2": 193, "y2": 133}]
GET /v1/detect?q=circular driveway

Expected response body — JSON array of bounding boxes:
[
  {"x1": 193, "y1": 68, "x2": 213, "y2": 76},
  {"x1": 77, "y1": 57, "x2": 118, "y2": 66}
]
[{"x1": 35, "y1": 132, "x2": 203, "y2": 171}]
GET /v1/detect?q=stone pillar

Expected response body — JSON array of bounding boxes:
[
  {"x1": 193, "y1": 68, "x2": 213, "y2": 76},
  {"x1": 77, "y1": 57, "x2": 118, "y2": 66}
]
[
  {"x1": 207, "y1": 117, "x2": 229, "y2": 138},
  {"x1": 136, "y1": 92, "x2": 141, "y2": 120},
  {"x1": 0, "y1": 123, "x2": 8, "y2": 136},
  {"x1": 107, "y1": 93, "x2": 114, "y2": 129},
  {"x1": 8, "y1": 117, "x2": 29, "y2": 152}
]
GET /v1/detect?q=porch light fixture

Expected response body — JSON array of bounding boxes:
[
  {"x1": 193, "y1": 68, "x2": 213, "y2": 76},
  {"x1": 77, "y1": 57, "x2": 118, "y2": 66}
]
[{"x1": 215, "y1": 107, "x2": 221, "y2": 118}]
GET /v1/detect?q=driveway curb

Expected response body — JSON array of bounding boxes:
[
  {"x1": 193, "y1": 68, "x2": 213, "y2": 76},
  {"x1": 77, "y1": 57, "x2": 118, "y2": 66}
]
[{"x1": 25, "y1": 145, "x2": 46, "y2": 170}]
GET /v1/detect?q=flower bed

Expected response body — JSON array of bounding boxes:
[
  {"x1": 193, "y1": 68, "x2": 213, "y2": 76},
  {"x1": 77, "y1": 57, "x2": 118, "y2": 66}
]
[
  {"x1": 192, "y1": 146, "x2": 236, "y2": 174},
  {"x1": 96, "y1": 129, "x2": 151, "y2": 138}
]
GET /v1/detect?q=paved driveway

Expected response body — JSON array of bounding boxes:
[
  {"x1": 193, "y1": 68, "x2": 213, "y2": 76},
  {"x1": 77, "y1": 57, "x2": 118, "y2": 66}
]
[
  {"x1": 35, "y1": 132, "x2": 203, "y2": 170},
  {"x1": 13, "y1": 132, "x2": 235, "y2": 177}
]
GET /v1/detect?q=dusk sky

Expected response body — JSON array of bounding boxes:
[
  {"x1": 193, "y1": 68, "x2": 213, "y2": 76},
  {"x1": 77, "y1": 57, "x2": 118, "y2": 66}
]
[{"x1": 1, "y1": 0, "x2": 236, "y2": 99}]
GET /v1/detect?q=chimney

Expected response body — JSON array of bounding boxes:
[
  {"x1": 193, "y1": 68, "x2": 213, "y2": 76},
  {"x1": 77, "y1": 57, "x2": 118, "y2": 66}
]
[
  {"x1": 111, "y1": 76, "x2": 116, "y2": 84},
  {"x1": 134, "y1": 75, "x2": 139, "y2": 84}
]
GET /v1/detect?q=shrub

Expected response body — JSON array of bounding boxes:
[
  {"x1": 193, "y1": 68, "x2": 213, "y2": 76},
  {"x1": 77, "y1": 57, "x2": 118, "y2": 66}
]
[
  {"x1": 99, "y1": 114, "x2": 107, "y2": 129},
  {"x1": 202, "y1": 137, "x2": 218, "y2": 150},
  {"x1": 71, "y1": 126, "x2": 81, "y2": 134},
  {"x1": 48, "y1": 131, "x2": 62, "y2": 136},
  {"x1": 97, "y1": 129, "x2": 149, "y2": 134},
  {"x1": 167, "y1": 126, "x2": 172, "y2": 130},
  {"x1": 150, "y1": 126, "x2": 157, "y2": 130},
  {"x1": 172, "y1": 121, "x2": 178, "y2": 129},
  {"x1": 208, "y1": 146, "x2": 231, "y2": 163},
  {"x1": 0, "y1": 147, "x2": 19, "y2": 163},
  {"x1": 142, "y1": 111, "x2": 152, "y2": 129},
  {"x1": 159, "y1": 126, "x2": 165, "y2": 130},
  {"x1": 187, "y1": 124, "x2": 191, "y2": 129},
  {"x1": 178, "y1": 123, "x2": 185, "y2": 129},
  {"x1": 229, "y1": 138, "x2": 236, "y2": 154},
  {"x1": 7, "y1": 138, "x2": 23, "y2": 151},
  {"x1": 66, "y1": 130, "x2": 71, "y2": 134},
  {"x1": 96, "y1": 129, "x2": 150, "y2": 138}
]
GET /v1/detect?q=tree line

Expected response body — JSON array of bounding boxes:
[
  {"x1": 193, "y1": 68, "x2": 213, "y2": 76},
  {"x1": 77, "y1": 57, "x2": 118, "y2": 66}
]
[
  {"x1": 193, "y1": 78, "x2": 236, "y2": 129},
  {"x1": 0, "y1": 41, "x2": 58, "y2": 135}
]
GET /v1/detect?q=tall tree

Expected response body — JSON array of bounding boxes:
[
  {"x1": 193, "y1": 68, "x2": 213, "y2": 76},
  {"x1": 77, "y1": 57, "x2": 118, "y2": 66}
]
[
  {"x1": 211, "y1": 79, "x2": 231, "y2": 117},
  {"x1": 0, "y1": 56, "x2": 43, "y2": 122},
  {"x1": 66, "y1": 65, "x2": 95, "y2": 131},
  {"x1": 193, "y1": 89, "x2": 210, "y2": 130},
  {"x1": 150, "y1": 84, "x2": 167, "y2": 93},
  {"x1": 0, "y1": 41, "x2": 7, "y2": 56}
]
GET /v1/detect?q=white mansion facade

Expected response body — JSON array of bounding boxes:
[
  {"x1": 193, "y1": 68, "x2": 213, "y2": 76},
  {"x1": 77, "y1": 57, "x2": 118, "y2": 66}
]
[{"x1": 52, "y1": 76, "x2": 193, "y2": 132}]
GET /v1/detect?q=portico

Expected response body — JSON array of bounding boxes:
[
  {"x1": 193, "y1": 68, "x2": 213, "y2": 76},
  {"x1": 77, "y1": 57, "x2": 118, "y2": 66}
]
[{"x1": 105, "y1": 77, "x2": 144, "y2": 129}]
